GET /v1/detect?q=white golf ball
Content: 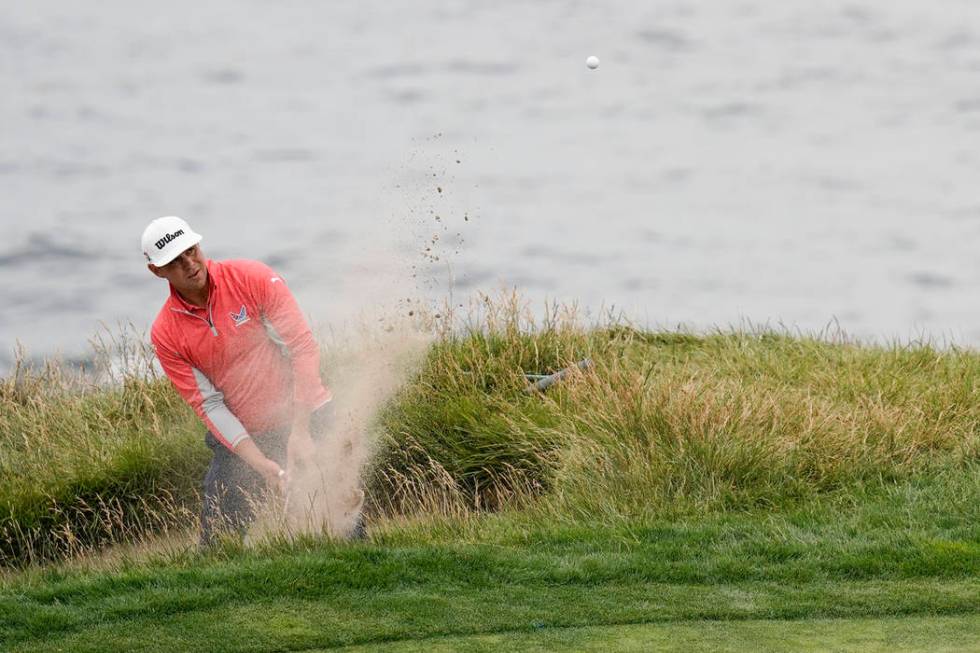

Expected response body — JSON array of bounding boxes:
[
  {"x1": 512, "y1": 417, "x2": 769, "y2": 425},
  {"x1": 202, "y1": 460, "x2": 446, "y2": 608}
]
[{"x1": 586, "y1": 56, "x2": 600, "y2": 70}]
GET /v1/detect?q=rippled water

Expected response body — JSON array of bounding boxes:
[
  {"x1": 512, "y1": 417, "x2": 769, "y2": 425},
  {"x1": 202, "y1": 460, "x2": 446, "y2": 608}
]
[{"x1": 2, "y1": 1, "x2": 979, "y2": 372}]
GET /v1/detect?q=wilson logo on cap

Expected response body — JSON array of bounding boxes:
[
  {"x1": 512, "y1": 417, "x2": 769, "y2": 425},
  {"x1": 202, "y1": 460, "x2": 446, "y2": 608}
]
[
  {"x1": 141, "y1": 216, "x2": 202, "y2": 266},
  {"x1": 155, "y1": 230, "x2": 185, "y2": 250}
]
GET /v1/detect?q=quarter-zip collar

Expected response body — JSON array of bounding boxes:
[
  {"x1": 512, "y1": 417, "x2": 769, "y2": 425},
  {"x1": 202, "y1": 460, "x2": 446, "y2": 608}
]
[{"x1": 168, "y1": 259, "x2": 219, "y2": 336}]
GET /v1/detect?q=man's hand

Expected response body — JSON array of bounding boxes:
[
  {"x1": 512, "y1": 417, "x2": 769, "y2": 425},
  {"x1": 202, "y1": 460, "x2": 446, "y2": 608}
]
[
  {"x1": 234, "y1": 436, "x2": 287, "y2": 493},
  {"x1": 259, "y1": 458, "x2": 288, "y2": 494}
]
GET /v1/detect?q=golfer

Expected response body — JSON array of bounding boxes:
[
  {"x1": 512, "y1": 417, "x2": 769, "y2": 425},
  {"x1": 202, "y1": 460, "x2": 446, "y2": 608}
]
[{"x1": 142, "y1": 216, "x2": 334, "y2": 545}]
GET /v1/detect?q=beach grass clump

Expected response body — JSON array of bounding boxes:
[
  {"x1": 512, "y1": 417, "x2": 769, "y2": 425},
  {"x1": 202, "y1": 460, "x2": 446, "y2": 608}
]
[
  {"x1": 374, "y1": 301, "x2": 980, "y2": 521},
  {"x1": 370, "y1": 299, "x2": 591, "y2": 513},
  {"x1": 0, "y1": 333, "x2": 208, "y2": 565}
]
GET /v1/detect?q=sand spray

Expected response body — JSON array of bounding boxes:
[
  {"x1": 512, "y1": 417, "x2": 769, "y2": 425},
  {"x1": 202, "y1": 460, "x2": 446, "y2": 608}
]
[
  {"x1": 245, "y1": 137, "x2": 467, "y2": 543},
  {"x1": 281, "y1": 323, "x2": 430, "y2": 539}
]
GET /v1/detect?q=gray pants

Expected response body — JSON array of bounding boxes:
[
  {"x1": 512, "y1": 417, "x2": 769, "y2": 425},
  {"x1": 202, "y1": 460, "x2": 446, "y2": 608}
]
[{"x1": 200, "y1": 406, "x2": 334, "y2": 546}]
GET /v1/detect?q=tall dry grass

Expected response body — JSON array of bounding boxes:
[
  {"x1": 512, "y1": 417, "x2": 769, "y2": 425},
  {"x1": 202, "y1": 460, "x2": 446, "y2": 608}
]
[
  {"x1": 374, "y1": 297, "x2": 980, "y2": 523},
  {"x1": 3, "y1": 294, "x2": 979, "y2": 565},
  {"x1": 0, "y1": 328, "x2": 206, "y2": 565},
  {"x1": 536, "y1": 331, "x2": 980, "y2": 522}
]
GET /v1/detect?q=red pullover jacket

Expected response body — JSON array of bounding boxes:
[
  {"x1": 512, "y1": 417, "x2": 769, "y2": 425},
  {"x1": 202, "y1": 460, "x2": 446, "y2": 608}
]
[{"x1": 151, "y1": 259, "x2": 331, "y2": 450}]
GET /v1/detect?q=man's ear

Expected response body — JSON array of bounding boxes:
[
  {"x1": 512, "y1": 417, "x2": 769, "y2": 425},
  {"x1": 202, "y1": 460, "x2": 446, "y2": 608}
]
[{"x1": 148, "y1": 264, "x2": 166, "y2": 279}]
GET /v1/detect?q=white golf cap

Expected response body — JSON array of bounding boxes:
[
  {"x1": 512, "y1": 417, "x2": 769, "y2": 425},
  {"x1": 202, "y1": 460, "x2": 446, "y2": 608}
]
[{"x1": 141, "y1": 216, "x2": 203, "y2": 266}]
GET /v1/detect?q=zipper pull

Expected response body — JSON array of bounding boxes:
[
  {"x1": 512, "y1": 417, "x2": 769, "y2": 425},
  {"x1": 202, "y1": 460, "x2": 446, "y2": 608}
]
[{"x1": 207, "y1": 300, "x2": 217, "y2": 336}]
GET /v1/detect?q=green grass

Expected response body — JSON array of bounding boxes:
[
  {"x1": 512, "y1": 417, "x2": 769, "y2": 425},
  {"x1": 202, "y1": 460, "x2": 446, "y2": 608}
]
[
  {"x1": 2, "y1": 298, "x2": 979, "y2": 650},
  {"x1": 332, "y1": 614, "x2": 980, "y2": 653},
  {"x1": 1, "y1": 470, "x2": 978, "y2": 651}
]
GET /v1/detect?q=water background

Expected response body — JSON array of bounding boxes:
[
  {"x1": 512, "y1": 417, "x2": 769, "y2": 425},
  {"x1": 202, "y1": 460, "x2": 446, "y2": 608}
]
[{"x1": 3, "y1": 1, "x2": 980, "y2": 373}]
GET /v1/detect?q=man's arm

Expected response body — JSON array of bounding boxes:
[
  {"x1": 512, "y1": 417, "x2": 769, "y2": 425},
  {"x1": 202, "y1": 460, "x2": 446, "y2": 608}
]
[
  {"x1": 151, "y1": 330, "x2": 285, "y2": 487},
  {"x1": 248, "y1": 263, "x2": 332, "y2": 468},
  {"x1": 235, "y1": 437, "x2": 287, "y2": 492}
]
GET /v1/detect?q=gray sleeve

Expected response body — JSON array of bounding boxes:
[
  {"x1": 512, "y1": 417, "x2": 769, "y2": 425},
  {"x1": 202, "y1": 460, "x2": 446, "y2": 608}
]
[{"x1": 191, "y1": 367, "x2": 249, "y2": 447}]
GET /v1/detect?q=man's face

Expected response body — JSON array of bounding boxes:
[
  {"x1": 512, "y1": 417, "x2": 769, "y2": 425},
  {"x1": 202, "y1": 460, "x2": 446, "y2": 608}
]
[{"x1": 148, "y1": 244, "x2": 208, "y2": 294}]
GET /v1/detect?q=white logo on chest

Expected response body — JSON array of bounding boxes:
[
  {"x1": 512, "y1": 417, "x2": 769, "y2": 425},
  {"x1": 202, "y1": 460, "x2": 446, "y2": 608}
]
[{"x1": 230, "y1": 305, "x2": 250, "y2": 327}]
